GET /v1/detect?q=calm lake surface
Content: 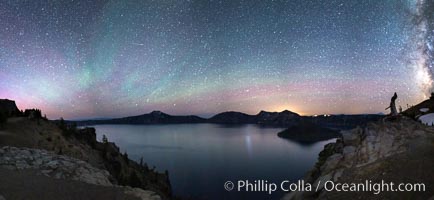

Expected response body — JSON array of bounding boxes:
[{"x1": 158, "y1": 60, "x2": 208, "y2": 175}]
[{"x1": 92, "y1": 124, "x2": 335, "y2": 200}]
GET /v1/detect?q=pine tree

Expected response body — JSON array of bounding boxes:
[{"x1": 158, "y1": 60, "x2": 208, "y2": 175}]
[
  {"x1": 102, "y1": 134, "x2": 108, "y2": 143},
  {"x1": 123, "y1": 151, "x2": 129, "y2": 162},
  {"x1": 129, "y1": 171, "x2": 142, "y2": 187},
  {"x1": 59, "y1": 117, "x2": 66, "y2": 131},
  {"x1": 139, "y1": 156, "x2": 144, "y2": 167}
]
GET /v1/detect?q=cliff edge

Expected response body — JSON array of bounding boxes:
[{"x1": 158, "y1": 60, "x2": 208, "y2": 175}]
[
  {"x1": 283, "y1": 117, "x2": 434, "y2": 200},
  {"x1": 0, "y1": 116, "x2": 171, "y2": 199}
]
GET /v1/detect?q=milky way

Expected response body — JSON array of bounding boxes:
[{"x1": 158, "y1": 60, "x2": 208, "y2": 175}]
[
  {"x1": 0, "y1": 0, "x2": 431, "y2": 119},
  {"x1": 409, "y1": 0, "x2": 434, "y2": 97}
]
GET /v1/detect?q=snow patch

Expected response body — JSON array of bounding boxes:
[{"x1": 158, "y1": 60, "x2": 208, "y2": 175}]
[
  {"x1": 419, "y1": 108, "x2": 429, "y2": 112},
  {"x1": 418, "y1": 113, "x2": 434, "y2": 126}
]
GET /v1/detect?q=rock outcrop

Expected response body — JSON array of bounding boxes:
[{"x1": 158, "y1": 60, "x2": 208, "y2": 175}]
[
  {"x1": 60, "y1": 127, "x2": 172, "y2": 199},
  {"x1": 93, "y1": 140, "x2": 172, "y2": 197},
  {"x1": 0, "y1": 116, "x2": 172, "y2": 199},
  {"x1": 283, "y1": 117, "x2": 434, "y2": 200},
  {"x1": 0, "y1": 146, "x2": 112, "y2": 186},
  {"x1": 0, "y1": 146, "x2": 161, "y2": 200},
  {"x1": 0, "y1": 99, "x2": 20, "y2": 117}
]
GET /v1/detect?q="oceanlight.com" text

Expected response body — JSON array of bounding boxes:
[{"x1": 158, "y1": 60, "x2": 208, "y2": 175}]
[{"x1": 223, "y1": 180, "x2": 426, "y2": 195}]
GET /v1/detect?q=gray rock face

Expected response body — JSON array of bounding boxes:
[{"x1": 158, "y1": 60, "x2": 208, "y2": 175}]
[
  {"x1": 0, "y1": 146, "x2": 162, "y2": 200},
  {"x1": 0, "y1": 146, "x2": 112, "y2": 186},
  {"x1": 283, "y1": 117, "x2": 434, "y2": 200},
  {"x1": 342, "y1": 146, "x2": 356, "y2": 160},
  {"x1": 341, "y1": 128, "x2": 361, "y2": 146},
  {"x1": 313, "y1": 173, "x2": 332, "y2": 191},
  {"x1": 320, "y1": 154, "x2": 342, "y2": 174}
]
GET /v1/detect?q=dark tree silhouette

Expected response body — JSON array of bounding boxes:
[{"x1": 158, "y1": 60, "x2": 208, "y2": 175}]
[
  {"x1": 139, "y1": 156, "x2": 144, "y2": 167},
  {"x1": 102, "y1": 134, "x2": 108, "y2": 143},
  {"x1": 58, "y1": 117, "x2": 67, "y2": 131},
  {"x1": 129, "y1": 171, "x2": 142, "y2": 188},
  {"x1": 24, "y1": 109, "x2": 42, "y2": 118},
  {"x1": 0, "y1": 112, "x2": 7, "y2": 128},
  {"x1": 123, "y1": 152, "x2": 129, "y2": 163}
]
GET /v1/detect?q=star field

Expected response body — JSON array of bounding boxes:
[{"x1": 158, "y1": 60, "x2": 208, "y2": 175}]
[{"x1": 0, "y1": 0, "x2": 432, "y2": 119}]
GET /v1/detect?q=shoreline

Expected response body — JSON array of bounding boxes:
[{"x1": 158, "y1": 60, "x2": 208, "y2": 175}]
[{"x1": 0, "y1": 116, "x2": 172, "y2": 199}]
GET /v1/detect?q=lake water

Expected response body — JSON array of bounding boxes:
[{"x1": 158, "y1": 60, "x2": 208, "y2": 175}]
[{"x1": 92, "y1": 124, "x2": 335, "y2": 200}]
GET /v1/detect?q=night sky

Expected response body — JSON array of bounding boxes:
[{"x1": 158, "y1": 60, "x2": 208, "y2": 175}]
[{"x1": 1, "y1": 0, "x2": 433, "y2": 119}]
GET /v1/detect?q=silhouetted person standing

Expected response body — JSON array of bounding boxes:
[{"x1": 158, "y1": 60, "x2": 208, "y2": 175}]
[{"x1": 385, "y1": 92, "x2": 398, "y2": 116}]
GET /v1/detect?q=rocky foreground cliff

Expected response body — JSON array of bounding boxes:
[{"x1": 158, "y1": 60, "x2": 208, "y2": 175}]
[
  {"x1": 283, "y1": 116, "x2": 434, "y2": 200},
  {"x1": 0, "y1": 146, "x2": 162, "y2": 200},
  {"x1": 0, "y1": 114, "x2": 171, "y2": 199}
]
